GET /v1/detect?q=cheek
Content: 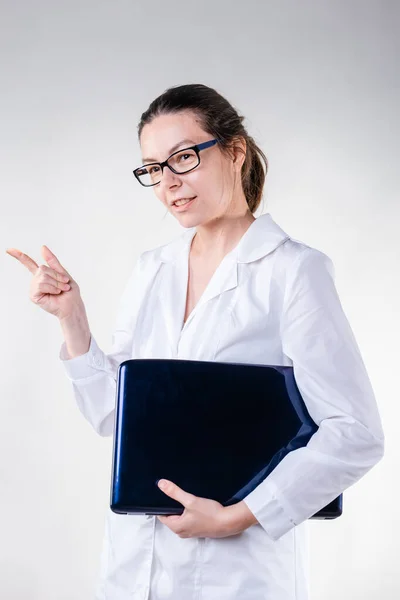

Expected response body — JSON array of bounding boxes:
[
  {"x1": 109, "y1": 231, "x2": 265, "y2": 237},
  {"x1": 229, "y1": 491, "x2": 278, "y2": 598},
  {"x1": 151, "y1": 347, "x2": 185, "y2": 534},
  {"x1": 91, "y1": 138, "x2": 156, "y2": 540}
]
[
  {"x1": 154, "y1": 188, "x2": 164, "y2": 204},
  {"x1": 154, "y1": 185, "x2": 175, "y2": 205},
  {"x1": 188, "y1": 169, "x2": 222, "y2": 199}
]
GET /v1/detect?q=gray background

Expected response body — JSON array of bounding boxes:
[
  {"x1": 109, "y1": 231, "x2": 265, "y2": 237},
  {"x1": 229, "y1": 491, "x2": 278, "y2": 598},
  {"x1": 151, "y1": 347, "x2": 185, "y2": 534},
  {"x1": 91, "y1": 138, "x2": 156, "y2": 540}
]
[{"x1": 1, "y1": 1, "x2": 398, "y2": 598}]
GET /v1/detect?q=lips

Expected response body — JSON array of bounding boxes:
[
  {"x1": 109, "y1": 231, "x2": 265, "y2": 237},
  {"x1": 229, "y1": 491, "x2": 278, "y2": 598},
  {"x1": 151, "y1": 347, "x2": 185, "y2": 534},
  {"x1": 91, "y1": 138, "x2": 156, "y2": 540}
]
[{"x1": 171, "y1": 196, "x2": 196, "y2": 206}]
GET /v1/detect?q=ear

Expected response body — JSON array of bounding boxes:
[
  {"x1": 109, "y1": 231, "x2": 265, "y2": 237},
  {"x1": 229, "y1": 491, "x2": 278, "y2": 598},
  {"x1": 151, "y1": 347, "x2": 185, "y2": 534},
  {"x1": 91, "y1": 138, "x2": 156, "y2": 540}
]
[{"x1": 229, "y1": 136, "x2": 247, "y2": 171}]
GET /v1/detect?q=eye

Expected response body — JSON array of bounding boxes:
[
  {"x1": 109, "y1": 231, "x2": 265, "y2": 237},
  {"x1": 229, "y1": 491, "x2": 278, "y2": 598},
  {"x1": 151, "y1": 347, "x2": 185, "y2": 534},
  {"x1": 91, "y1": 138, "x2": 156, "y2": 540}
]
[
  {"x1": 179, "y1": 153, "x2": 191, "y2": 162},
  {"x1": 148, "y1": 165, "x2": 160, "y2": 174}
]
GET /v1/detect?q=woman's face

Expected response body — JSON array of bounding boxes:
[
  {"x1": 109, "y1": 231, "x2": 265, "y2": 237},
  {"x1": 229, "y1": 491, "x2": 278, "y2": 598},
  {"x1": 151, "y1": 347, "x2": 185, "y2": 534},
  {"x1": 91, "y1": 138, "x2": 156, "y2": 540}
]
[{"x1": 139, "y1": 111, "x2": 245, "y2": 228}]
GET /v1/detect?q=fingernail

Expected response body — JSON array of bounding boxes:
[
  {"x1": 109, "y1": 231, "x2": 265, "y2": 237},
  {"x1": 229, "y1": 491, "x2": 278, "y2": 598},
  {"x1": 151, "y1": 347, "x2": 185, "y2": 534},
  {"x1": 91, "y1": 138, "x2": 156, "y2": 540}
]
[{"x1": 158, "y1": 479, "x2": 167, "y2": 489}]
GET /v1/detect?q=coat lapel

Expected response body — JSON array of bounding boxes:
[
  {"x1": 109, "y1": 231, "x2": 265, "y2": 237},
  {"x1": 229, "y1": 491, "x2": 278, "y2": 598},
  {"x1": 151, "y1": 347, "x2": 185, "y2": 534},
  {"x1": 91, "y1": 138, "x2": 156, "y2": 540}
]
[{"x1": 157, "y1": 229, "x2": 194, "y2": 354}]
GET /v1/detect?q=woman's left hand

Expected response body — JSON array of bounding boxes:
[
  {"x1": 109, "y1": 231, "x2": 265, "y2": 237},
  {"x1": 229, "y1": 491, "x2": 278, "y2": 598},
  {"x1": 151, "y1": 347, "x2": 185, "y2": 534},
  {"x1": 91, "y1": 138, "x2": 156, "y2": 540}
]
[{"x1": 156, "y1": 479, "x2": 258, "y2": 538}]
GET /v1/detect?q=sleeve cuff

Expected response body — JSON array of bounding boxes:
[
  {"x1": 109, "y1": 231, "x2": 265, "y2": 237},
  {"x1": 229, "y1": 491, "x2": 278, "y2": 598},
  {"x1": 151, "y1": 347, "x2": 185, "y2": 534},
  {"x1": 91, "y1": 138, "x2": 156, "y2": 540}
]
[
  {"x1": 242, "y1": 477, "x2": 297, "y2": 541},
  {"x1": 59, "y1": 334, "x2": 106, "y2": 381}
]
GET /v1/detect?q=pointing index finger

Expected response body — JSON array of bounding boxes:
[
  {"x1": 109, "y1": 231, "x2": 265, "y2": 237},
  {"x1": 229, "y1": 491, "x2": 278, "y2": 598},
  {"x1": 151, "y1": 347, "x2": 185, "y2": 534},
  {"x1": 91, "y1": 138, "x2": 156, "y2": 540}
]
[{"x1": 5, "y1": 248, "x2": 39, "y2": 274}]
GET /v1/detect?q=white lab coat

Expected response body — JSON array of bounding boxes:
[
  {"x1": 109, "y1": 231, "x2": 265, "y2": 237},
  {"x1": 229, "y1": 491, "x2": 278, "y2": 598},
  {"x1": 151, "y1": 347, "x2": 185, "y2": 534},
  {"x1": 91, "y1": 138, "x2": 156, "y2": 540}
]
[{"x1": 60, "y1": 212, "x2": 385, "y2": 600}]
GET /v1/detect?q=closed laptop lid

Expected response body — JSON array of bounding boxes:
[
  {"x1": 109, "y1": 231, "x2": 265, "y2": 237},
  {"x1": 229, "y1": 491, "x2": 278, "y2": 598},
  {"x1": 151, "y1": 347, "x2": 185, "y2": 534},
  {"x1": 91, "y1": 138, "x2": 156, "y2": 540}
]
[{"x1": 110, "y1": 359, "x2": 342, "y2": 520}]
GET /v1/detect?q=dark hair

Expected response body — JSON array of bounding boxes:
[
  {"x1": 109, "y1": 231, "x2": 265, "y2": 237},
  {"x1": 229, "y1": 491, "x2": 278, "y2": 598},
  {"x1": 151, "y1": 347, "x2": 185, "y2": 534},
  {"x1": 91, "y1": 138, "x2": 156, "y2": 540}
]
[{"x1": 137, "y1": 84, "x2": 268, "y2": 214}]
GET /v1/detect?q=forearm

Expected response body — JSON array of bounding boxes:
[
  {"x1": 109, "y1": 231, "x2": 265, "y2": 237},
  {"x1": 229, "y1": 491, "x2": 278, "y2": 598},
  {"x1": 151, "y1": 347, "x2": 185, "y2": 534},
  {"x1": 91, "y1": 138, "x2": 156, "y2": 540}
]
[
  {"x1": 59, "y1": 305, "x2": 91, "y2": 358},
  {"x1": 58, "y1": 304, "x2": 134, "y2": 437}
]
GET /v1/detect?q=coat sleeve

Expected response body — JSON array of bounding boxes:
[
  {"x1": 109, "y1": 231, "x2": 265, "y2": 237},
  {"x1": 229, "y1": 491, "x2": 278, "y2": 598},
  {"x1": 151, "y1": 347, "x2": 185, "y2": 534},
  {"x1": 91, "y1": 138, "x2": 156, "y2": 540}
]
[
  {"x1": 242, "y1": 246, "x2": 385, "y2": 540},
  {"x1": 59, "y1": 252, "x2": 146, "y2": 437}
]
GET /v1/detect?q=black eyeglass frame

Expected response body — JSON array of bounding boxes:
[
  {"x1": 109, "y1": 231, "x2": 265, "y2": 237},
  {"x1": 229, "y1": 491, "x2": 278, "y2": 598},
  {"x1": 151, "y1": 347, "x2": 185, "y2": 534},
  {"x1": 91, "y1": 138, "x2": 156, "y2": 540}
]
[{"x1": 133, "y1": 138, "x2": 220, "y2": 187}]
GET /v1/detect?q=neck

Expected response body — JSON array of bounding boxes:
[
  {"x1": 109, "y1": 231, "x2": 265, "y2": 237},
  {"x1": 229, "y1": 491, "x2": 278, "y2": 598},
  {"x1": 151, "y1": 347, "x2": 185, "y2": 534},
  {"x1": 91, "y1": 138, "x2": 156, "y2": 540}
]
[{"x1": 191, "y1": 209, "x2": 256, "y2": 260}]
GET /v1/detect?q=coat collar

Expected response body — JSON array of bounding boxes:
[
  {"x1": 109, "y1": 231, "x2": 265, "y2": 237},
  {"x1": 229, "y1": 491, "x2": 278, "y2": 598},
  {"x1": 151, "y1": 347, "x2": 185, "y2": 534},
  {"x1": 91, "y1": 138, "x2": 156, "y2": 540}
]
[{"x1": 159, "y1": 212, "x2": 290, "y2": 264}]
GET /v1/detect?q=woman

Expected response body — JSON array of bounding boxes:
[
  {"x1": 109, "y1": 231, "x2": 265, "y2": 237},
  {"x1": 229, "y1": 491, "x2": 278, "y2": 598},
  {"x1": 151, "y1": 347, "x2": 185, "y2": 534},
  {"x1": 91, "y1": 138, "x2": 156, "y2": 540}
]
[{"x1": 7, "y1": 83, "x2": 385, "y2": 599}]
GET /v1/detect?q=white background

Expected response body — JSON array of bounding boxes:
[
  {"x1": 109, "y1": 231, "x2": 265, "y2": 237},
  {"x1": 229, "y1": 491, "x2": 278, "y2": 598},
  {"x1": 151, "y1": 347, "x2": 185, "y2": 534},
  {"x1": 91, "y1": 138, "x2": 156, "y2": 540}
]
[{"x1": 1, "y1": 1, "x2": 398, "y2": 598}]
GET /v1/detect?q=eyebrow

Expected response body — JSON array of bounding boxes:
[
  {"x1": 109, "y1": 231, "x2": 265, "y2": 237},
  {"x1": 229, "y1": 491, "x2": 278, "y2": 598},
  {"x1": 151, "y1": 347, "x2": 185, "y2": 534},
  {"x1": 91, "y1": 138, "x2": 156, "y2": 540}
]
[{"x1": 141, "y1": 138, "x2": 196, "y2": 164}]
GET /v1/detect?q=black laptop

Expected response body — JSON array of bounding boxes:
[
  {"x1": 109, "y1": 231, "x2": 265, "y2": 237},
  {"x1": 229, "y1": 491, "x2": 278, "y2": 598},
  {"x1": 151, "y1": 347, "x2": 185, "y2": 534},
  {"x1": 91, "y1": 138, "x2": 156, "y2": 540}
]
[{"x1": 110, "y1": 358, "x2": 342, "y2": 520}]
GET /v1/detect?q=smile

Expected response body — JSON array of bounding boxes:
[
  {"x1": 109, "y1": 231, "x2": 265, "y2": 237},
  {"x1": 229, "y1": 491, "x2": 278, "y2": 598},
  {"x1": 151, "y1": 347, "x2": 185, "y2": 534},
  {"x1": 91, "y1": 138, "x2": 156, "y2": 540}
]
[{"x1": 172, "y1": 197, "x2": 196, "y2": 210}]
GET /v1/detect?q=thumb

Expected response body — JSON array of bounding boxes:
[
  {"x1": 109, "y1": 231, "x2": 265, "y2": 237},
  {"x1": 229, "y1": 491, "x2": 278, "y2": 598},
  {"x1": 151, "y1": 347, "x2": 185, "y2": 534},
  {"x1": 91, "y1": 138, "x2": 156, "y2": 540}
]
[
  {"x1": 157, "y1": 480, "x2": 195, "y2": 507},
  {"x1": 41, "y1": 245, "x2": 71, "y2": 278}
]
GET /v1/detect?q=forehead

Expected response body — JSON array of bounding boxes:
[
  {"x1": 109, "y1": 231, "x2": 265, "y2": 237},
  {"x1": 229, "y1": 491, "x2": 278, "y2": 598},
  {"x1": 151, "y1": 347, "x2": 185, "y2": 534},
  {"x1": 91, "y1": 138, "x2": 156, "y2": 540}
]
[{"x1": 140, "y1": 111, "x2": 208, "y2": 162}]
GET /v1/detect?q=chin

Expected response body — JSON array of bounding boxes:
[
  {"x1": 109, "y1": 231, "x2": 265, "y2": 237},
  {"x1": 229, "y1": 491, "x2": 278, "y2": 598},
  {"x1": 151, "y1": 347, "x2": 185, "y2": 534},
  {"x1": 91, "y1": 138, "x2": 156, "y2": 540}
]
[{"x1": 176, "y1": 216, "x2": 200, "y2": 228}]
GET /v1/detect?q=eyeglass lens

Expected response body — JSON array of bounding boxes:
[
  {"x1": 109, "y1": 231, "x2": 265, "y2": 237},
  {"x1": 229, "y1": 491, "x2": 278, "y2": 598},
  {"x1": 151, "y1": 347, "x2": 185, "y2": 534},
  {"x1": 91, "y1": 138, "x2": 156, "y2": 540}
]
[{"x1": 136, "y1": 148, "x2": 199, "y2": 186}]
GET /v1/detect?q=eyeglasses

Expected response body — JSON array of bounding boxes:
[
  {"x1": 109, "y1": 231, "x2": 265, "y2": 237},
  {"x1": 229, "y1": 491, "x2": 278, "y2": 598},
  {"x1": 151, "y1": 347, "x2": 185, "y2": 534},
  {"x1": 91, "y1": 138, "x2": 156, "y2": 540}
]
[{"x1": 133, "y1": 138, "x2": 219, "y2": 187}]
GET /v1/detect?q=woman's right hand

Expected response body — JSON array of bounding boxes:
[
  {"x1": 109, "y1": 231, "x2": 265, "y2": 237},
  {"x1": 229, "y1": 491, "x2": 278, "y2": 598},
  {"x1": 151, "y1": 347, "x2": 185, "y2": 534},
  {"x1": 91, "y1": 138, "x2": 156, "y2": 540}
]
[{"x1": 6, "y1": 245, "x2": 84, "y2": 320}]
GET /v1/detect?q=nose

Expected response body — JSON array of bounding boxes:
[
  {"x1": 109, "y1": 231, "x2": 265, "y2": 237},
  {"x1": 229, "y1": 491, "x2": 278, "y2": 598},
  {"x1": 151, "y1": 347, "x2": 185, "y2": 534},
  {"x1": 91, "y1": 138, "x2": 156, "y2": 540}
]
[{"x1": 159, "y1": 164, "x2": 182, "y2": 189}]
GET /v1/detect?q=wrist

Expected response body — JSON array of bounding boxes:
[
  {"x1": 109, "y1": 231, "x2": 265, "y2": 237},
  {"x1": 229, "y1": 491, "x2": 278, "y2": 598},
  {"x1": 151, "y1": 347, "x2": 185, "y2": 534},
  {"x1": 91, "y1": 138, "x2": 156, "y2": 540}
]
[
  {"x1": 59, "y1": 303, "x2": 88, "y2": 326},
  {"x1": 221, "y1": 501, "x2": 258, "y2": 535}
]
